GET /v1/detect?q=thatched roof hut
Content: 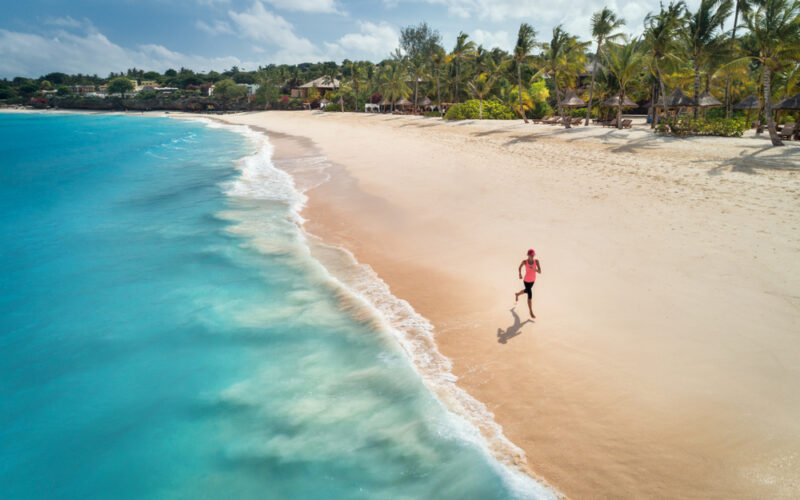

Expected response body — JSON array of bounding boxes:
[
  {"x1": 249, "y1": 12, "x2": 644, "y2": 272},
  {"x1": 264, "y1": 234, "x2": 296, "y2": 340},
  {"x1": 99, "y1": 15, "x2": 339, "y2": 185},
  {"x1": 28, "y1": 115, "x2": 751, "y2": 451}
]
[
  {"x1": 733, "y1": 94, "x2": 760, "y2": 110},
  {"x1": 601, "y1": 95, "x2": 637, "y2": 107},
  {"x1": 416, "y1": 96, "x2": 432, "y2": 107},
  {"x1": 559, "y1": 90, "x2": 586, "y2": 107},
  {"x1": 664, "y1": 88, "x2": 697, "y2": 107},
  {"x1": 396, "y1": 98, "x2": 412, "y2": 107},
  {"x1": 378, "y1": 98, "x2": 392, "y2": 106},
  {"x1": 775, "y1": 93, "x2": 800, "y2": 110},
  {"x1": 697, "y1": 91, "x2": 723, "y2": 107},
  {"x1": 319, "y1": 98, "x2": 331, "y2": 104}
]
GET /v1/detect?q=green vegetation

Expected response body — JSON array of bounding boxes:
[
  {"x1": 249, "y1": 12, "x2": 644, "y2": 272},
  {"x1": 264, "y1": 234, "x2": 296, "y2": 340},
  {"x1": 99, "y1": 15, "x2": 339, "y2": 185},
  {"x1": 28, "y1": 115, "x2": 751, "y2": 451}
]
[
  {"x1": 444, "y1": 99, "x2": 516, "y2": 120},
  {"x1": 107, "y1": 77, "x2": 133, "y2": 98},
  {"x1": 657, "y1": 116, "x2": 748, "y2": 136},
  {"x1": 2, "y1": 3, "x2": 798, "y2": 145}
]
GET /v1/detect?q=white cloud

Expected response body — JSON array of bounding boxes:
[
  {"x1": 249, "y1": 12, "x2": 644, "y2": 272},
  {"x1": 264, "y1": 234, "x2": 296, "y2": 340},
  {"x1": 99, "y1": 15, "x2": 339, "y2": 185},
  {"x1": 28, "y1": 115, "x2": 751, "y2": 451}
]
[
  {"x1": 228, "y1": 1, "x2": 323, "y2": 62},
  {"x1": 0, "y1": 28, "x2": 245, "y2": 78},
  {"x1": 262, "y1": 0, "x2": 340, "y2": 14},
  {"x1": 325, "y1": 21, "x2": 398, "y2": 60},
  {"x1": 44, "y1": 16, "x2": 83, "y2": 28},
  {"x1": 394, "y1": 0, "x2": 702, "y2": 43},
  {"x1": 471, "y1": 29, "x2": 512, "y2": 51},
  {"x1": 196, "y1": 19, "x2": 234, "y2": 35}
]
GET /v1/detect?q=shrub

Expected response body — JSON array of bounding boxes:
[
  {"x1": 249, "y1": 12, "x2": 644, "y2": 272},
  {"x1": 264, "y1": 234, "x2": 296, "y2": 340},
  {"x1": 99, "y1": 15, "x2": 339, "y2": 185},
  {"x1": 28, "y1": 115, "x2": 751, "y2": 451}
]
[
  {"x1": 444, "y1": 99, "x2": 516, "y2": 120},
  {"x1": 423, "y1": 110, "x2": 441, "y2": 117},
  {"x1": 657, "y1": 116, "x2": 748, "y2": 137}
]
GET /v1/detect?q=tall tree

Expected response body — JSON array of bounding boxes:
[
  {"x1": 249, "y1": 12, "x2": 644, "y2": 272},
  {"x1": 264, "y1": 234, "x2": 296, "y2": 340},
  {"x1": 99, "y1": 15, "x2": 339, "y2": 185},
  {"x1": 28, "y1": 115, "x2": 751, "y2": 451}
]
[
  {"x1": 513, "y1": 23, "x2": 537, "y2": 123},
  {"x1": 378, "y1": 61, "x2": 410, "y2": 112},
  {"x1": 349, "y1": 61, "x2": 369, "y2": 112},
  {"x1": 451, "y1": 32, "x2": 476, "y2": 102},
  {"x1": 107, "y1": 77, "x2": 134, "y2": 99},
  {"x1": 322, "y1": 64, "x2": 343, "y2": 112},
  {"x1": 739, "y1": 0, "x2": 800, "y2": 145},
  {"x1": 644, "y1": 1, "x2": 688, "y2": 123},
  {"x1": 408, "y1": 57, "x2": 428, "y2": 115},
  {"x1": 533, "y1": 26, "x2": 589, "y2": 128},
  {"x1": 724, "y1": 0, "x2": 753, "y2": 116},
  {"x1": 585, "y1": 8, "x2": 626, "y2": 125},
  {"x1": 431, "y1": 46, "x2": 448, "y2": 116},
  {"x1": 683, "y1": 0, "x2": 733, "y2": 117},
  {"x1": 603, "y1": 39, "x2": 645, "y2": 128}
]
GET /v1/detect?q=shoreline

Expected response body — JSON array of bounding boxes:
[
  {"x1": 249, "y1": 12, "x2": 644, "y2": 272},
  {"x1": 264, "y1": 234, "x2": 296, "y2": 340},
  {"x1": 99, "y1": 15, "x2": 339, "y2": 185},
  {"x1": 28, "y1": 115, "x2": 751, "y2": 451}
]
[
  {"x1": 202, "y1": 111, "x2": 800, "y2": 499},
  {"x1": 191, "y1": 114, "x2": 560, "y2": 498},
  {"x1": 6, "y1": 109, "x2": 800, "y2": 498}
]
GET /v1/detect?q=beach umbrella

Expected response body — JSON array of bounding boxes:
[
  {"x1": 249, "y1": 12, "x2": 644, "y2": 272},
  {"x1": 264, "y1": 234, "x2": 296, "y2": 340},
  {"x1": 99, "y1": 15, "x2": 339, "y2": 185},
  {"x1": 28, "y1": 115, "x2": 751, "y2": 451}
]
[
  {"x1": 396, "y1": 98, "x2": 412, "y2": 107},
  {"x1": 697, "y1": 91, "x2": 723, "y2": 108},
  {"x1": 734, "y1": 93, "x2": 761, "y2": 125},
  {"x1": 320, "y1": 98, "x2": 330, "y2": 104},
  {"x1": 416, "y1": 96, "x2": 432, "y2": 107},
  {"x1": 775, "y1": 93, "x2": 800, "y2": 110},
  {"x1": 559, "y1": 90, "x2": 586, "y2": 107},
  {"x1": 664, "y1": 88, "x2": 697, "y2": 108},
  {"x1": 601, "y1": 95, "x2": 637, "y2": 108}
]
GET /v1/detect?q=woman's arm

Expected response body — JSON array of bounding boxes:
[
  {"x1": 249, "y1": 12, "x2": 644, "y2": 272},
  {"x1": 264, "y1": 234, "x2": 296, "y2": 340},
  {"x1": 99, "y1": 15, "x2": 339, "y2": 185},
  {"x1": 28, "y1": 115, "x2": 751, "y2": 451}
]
[
  {"x1": 536, "y1": 259, "x2": 542, "y2": 274},
  {"x1": 518, "y1": 261, "x2": 525, "y2": 279}
]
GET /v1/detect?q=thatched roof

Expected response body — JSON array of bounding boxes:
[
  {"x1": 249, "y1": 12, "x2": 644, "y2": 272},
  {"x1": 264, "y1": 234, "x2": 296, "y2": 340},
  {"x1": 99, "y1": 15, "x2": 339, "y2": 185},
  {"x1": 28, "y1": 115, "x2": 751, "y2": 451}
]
[
  {"x1": 559, "y1": 90, "x2": 586, "y2": 107},
  {"x1": 697, "y1": 91, "x2": 723, "y2": 107},
  {"x1": 396, "y1": 98, "x2": 411, "y2": 106},
  {"x1": 601, "y1": 95, "x2": 637, "y2": 107},
  {"x1": 776, "y1": 93, "x2": 800, "y2": 110},
  {"x1": 733, "y1": 94, "x2": 760, "y2": 110},
  {"x1": 416, "y1": 96, "x2": 432, "y2": 106},
  {"x1": 378, "y1": 98, "x2": 392, "y2": 106},
  {"x1": 300, "y1": 77, "x2": 339, "y2": 89},
  {"x1": 664, "y1": 88, "x2": 697, "y2": 107},
  {"x1": 319, "y1": 98, "x2": 331, "y2": 104}
]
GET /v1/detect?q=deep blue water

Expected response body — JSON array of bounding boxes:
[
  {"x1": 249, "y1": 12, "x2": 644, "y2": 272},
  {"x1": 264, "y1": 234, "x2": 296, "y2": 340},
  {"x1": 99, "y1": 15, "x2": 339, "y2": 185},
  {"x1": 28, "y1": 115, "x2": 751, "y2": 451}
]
[{"x1": 0, "y1": 113, "x2": 551, "y2": 499}]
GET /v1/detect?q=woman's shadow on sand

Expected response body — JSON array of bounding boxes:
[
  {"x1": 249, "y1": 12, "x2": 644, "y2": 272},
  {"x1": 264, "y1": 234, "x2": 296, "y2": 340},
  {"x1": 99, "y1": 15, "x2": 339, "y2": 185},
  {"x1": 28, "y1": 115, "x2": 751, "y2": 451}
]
[{"x1": 497, "y1": 308, "x2": 532, "y2": 344}]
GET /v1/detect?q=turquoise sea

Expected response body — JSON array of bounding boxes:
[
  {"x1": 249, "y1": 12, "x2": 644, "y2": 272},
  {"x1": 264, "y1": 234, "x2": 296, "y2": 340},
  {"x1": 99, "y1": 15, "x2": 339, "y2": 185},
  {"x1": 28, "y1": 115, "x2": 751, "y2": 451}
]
[{"x1": 0, "y1": 112, "x2": 553, "y2": 499}]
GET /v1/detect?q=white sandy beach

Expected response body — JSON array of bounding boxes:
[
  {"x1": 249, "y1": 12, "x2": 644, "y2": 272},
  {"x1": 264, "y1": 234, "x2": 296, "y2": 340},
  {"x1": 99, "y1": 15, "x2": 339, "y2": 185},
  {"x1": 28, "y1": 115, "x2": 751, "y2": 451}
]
[{"x1": 201, "y1": 110, "x2": 800, "y2": 499}]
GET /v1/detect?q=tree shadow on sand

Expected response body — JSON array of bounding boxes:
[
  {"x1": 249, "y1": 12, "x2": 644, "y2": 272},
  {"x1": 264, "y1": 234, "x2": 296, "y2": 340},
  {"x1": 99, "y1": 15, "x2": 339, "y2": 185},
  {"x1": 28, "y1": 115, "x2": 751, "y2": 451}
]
[{"x1": 497, "y1": 308, "x2": 532, "y2": 344}]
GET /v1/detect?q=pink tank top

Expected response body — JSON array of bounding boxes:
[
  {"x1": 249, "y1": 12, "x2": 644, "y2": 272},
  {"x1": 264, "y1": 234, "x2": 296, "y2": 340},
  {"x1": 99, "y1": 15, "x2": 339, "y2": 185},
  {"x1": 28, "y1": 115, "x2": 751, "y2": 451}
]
[{"x1": 524, "y1": 259, "x2": 537, "y2": 282}]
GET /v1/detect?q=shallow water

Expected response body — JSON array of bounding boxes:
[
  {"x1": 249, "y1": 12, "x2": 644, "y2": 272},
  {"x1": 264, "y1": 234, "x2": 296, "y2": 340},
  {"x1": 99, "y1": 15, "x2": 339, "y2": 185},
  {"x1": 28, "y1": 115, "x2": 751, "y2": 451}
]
[{"x1": 0, "y1": 113, "x2": 552, "y2": 499}]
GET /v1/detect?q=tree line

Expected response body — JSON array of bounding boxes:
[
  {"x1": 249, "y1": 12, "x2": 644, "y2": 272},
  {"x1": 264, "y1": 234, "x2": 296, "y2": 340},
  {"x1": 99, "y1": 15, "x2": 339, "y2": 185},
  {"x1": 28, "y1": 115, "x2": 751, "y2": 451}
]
[{"x1": 2, "y1": 0, "x2": 798, "y2": 145}]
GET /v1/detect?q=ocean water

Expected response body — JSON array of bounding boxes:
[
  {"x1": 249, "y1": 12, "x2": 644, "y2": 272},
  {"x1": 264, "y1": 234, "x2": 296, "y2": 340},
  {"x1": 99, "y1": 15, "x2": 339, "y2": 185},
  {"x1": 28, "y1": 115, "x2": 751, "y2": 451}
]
[{"x1": 0, "y1": 113, "x2": 553, "y2": 499}]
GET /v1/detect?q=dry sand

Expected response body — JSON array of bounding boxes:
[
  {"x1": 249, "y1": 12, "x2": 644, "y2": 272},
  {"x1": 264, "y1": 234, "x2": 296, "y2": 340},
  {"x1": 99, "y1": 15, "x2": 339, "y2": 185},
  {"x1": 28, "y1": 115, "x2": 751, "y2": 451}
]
[{"x1": 207, "y1": 111, "x2": 799, "y2": 498}]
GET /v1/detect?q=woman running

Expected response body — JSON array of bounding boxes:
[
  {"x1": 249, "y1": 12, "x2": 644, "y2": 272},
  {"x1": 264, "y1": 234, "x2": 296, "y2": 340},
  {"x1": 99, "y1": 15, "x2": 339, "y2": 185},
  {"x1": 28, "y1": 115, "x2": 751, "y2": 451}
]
[{"x1": 515, "y1": 249, "x2": 541, "y2": 318}]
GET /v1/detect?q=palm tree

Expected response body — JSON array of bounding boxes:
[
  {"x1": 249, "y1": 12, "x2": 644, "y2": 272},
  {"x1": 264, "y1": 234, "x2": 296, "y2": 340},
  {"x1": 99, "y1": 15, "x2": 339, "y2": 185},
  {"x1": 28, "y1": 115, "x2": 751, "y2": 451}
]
[
  {"x1": 534, "y1": 26, "x2": 589, "y2": 128},
  {"x1": 644, "y1": 1, "x2": 688, "y2": 123},
  {"x1": 451, "y1": 32, "x2": 476, "y2": 102},
  {"x1": 378, "y1": 62, "x2": 411, "y2": 112},
  {"x1": 467, "y1": 73, "x2": 496, "y2": 119},
  {"x1": 408, "y1": 56, "x2": 428, "y2": 115},
  {"x1": 585, "y1": 8, "x2": 626, "y2": 125},
  {"x1": 431, "y1": 46, "x2": 448, "y2": 116},
  {"x1": 604, "y1": 39, "x2": 646, "y2": 128},
  {"x1": 738, "y1": 0, "x2": 800, "y2": 145},
  {"x1": 724, "y1": 0, "x2": 753, "y2": 116},
  {"x1": 322, "y1": 64, "x2": 343, "y2": 111},
  {"x1": 513, "y1": 23, "x2": 537, "y2": 123},
  {"x1": 349, "y1": 62, "x2": 369, "y2": 112},
  {"x1": 683, "y1": 0, "x2": 733, "y2": 117}
]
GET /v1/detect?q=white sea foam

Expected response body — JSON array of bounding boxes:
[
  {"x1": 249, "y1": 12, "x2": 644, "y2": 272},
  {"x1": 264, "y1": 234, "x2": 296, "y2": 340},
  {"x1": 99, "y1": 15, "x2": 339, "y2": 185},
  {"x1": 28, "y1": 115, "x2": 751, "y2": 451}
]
[{"x1": 182, "y1": 116, "x2": 558, "y2": 500}]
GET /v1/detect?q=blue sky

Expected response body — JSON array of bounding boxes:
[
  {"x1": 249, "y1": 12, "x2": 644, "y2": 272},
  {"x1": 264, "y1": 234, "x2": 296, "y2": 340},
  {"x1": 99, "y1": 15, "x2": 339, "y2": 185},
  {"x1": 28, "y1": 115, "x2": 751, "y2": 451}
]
[{"x1": 0, "y1": 0, "x2": 702, "y2": 78}]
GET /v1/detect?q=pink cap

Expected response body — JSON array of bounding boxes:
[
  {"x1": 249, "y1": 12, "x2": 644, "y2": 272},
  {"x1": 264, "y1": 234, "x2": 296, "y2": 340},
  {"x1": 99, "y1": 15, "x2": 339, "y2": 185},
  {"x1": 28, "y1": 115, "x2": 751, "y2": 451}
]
[{"x1": 527, "y1": 249, "x2": 535, "y2": 256}]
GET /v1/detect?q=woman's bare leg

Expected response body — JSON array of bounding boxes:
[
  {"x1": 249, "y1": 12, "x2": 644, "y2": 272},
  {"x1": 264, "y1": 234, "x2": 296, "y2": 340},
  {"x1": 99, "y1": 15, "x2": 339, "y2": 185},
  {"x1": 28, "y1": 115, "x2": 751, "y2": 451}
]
[{"x1": 528, "y1": 298, "x2": 535, "y2": 319}]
